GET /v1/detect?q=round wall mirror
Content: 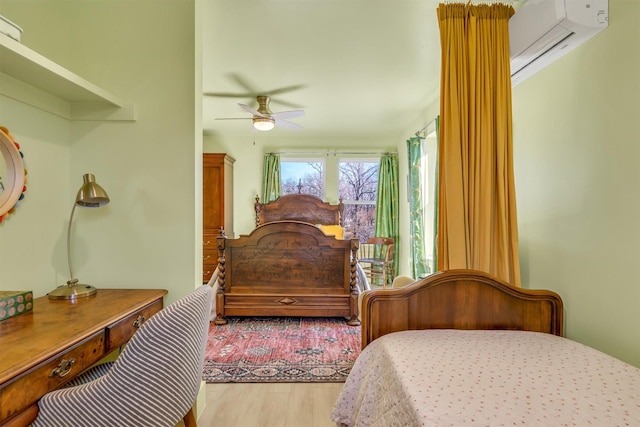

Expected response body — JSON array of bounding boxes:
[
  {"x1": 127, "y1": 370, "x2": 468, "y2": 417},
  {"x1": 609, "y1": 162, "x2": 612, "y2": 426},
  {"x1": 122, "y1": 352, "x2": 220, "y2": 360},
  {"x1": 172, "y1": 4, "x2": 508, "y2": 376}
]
[{"x1": 0, "y1": 127, "x2": 26, "y2": 220}]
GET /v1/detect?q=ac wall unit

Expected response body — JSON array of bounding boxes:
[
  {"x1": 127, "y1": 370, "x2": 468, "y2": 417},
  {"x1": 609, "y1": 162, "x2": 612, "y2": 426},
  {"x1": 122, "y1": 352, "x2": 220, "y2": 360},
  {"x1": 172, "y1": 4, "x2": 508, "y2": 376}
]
[{"x1": 509, "y1": 0, "x2": 608, "y2": 87}]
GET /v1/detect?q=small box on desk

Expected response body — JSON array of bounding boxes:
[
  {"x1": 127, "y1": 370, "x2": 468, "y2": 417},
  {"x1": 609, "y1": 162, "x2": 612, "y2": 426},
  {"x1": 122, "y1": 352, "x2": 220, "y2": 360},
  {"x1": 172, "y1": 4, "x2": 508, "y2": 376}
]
[{"x1": 0, "y1": 291, "x2": 33, "y2": 321}]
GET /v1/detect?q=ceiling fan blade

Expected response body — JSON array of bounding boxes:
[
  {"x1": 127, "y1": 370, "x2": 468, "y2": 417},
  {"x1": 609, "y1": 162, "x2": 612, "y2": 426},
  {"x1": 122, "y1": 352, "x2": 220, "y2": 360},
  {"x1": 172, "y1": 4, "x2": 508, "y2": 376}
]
[
  {"x1": 204, "y1": 75, "x2": 260, "y2": 98},
  {"x1": 271, "y1": 110, "x2": 305, "y2": 120},
  {"x1": 228, "y1": 73, "x2": 306, "y2": 98},
  {"x1": 268, "y1": 84, "x2": 307, "y2": 96},
  {"x1": 228, "y1": 73, "x2": 259, "y2": 94},
  {"x1": 275, "y1": 119, "x2": 303, "y2": 130},
  {"x1": 214, "y1": 117, "x2": 251, "y2": 121},
  {"x1": 239, "y1": 103, "x2": 265, "y2": 117},
  {"x1": 269, "y1": 99, "x2": 305, "y2": 109},
  {"x1": 205, "y1": 92, "x2": 252, "y2": 98},
  {"x1": 206, "y1": 74, "x2": 306, "y2": 106},
  {"x1": 205, "y1": 92, "x2": 304, "y2": 109}
]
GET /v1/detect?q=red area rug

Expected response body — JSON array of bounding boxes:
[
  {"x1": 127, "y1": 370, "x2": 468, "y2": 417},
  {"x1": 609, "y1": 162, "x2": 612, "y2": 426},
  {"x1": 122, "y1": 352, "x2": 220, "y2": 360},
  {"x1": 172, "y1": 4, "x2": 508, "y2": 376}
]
[{"x1": 202, "y1": 317, "x2": 361, "y2": 383}]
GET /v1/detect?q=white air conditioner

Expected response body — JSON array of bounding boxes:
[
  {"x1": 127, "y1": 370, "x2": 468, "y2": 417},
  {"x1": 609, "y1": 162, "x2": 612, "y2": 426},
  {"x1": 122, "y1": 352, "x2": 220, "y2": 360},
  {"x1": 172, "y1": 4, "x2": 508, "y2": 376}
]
[{"x1": 509, "y1": 0, "x2": 608, "y2": 87}]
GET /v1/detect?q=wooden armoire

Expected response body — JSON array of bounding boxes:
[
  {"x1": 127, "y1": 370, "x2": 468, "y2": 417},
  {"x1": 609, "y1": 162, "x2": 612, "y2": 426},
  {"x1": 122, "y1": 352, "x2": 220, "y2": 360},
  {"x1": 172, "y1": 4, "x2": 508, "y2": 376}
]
[{"x1": 203, "y1": 153, "x2": 235, "y2": 283}]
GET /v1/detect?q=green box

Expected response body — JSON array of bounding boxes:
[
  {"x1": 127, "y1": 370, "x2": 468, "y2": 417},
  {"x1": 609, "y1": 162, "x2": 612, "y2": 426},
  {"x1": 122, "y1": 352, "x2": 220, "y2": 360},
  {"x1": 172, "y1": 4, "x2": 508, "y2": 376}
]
[{"x1": 0, "y1": 291, "x2": 33, "y2": 321}]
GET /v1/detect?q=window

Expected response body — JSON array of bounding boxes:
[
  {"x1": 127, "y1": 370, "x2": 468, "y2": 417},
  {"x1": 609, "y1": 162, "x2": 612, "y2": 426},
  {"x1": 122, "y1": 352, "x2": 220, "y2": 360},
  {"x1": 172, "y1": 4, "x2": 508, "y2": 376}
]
[
  {"x1": 419, "y1": 131, "x2": 438, "y2": 273},
  {"x1": 280, "y1": 155, "x2": 380, "y2": 242},
  {"x1": 339, "y1": 159, "x2": 379, "y2": 242},
  {"x1": 281, "y1": 159, "x2": 325, "y2": 198}
]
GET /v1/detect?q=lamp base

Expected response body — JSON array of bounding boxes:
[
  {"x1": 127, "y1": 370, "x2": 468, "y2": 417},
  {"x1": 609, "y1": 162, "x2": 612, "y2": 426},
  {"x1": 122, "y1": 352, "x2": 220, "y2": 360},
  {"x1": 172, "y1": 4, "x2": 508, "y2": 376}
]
[{"x1": 48, "y1": 279, "x2": 97, "y2": 300}]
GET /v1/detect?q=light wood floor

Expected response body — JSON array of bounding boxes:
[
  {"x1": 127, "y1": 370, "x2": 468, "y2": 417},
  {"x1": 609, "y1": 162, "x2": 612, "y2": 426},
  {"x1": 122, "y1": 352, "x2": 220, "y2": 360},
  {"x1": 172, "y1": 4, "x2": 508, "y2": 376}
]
[{"x1": 196, "y1": 382, "x2": 344, "y2": 427}]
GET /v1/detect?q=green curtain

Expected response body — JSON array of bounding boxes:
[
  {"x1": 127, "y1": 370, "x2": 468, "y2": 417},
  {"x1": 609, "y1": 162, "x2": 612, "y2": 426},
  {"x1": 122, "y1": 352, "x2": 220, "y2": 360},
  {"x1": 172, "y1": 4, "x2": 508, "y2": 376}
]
[
  {"x1": 406, "y1": 137, "x2": 429, "y2": 279},
  {"x1": 432, "y1": 116, "x2": 440, "y2": 272},
  {"x1": 261, "y1": 154, "x2": 281, "y2": 203},
  {"x1": 374, "y1": 154, "x2": 399, "y2": 282}
]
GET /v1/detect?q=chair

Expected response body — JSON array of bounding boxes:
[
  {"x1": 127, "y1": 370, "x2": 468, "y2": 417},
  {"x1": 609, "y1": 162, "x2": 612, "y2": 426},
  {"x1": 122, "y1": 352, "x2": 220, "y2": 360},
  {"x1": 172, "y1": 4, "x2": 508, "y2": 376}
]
[
  {"x1": 31, "y1": 285, "x2": 213, "y2": 427},
  {"x1": 207, "y1": 266, "x2": 220, "y2": 321},
  {"x1": 358, "y1": 237, "x2": 395, "y2": 287},
  {"x1": 392, "y1": 275, "x2": 415, "y2": 289}
]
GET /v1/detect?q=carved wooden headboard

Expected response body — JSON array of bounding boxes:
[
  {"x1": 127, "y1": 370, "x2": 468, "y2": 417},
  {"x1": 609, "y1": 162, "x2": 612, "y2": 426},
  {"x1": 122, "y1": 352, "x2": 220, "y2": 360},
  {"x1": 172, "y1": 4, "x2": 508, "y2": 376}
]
[
  {"x1": 360, "y1": 269, "x2": 564, "y2": 348},
  {"x1": 254, "y1": 194, "x2": 344, "y2": 227}
]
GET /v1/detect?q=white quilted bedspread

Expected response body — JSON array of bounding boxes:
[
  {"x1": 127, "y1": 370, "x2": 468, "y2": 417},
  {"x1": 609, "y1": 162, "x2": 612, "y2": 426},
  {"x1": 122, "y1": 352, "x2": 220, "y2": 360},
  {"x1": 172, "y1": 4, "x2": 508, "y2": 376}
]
[{"x1": 331, "y1": 330, "x2": 640, "y2": 427}]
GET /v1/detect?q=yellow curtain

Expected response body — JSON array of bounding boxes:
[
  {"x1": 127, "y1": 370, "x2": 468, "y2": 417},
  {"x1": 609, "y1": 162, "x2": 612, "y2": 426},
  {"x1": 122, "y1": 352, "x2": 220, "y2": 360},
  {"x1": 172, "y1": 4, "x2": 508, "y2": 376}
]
[{"x1": 436, "y1": 2, "x2": 521, "y2": 286}]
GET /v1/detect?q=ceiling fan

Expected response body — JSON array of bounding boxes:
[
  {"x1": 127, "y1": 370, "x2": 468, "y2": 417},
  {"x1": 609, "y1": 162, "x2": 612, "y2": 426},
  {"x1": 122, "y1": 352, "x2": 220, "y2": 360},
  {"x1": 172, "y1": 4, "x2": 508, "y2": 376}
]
[
  {"x1": 215, "y1": 95, "x2": 305, "y2": 131},
  {"x1": 205, "y1": 73, "x2": 306, "y2": 107}
]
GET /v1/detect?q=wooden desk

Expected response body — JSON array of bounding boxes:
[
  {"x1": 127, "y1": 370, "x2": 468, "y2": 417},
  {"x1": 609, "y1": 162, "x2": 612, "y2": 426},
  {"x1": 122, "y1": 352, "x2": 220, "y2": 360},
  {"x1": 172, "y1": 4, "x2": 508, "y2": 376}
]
[{"x1": 0, "y1": 288, "x2": 167, "y2": 427}]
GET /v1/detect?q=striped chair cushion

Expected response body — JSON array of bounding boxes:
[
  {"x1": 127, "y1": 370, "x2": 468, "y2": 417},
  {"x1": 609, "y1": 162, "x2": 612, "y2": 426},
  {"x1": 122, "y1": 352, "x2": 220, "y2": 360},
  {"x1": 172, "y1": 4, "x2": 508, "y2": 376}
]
[{"x1": 31, "y1": 285, "x2": 212, "y2": 427}]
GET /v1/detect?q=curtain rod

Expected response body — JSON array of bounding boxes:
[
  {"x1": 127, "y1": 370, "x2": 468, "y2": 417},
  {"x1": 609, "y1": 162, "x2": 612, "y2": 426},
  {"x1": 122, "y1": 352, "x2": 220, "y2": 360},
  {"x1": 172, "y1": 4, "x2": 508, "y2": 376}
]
[
  {"x1": 415, "y1": 118, "x2": 437, "y2": 138},
  {"x1": 267, "y1": 151, "x2": 397, "y2": 156}
]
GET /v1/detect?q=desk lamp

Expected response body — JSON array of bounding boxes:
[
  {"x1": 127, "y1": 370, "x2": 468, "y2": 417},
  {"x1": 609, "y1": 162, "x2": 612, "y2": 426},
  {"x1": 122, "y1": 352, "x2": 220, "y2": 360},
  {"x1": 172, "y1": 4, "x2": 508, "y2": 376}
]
[{"x1": 48, "y1": 173, "x2": 110, "y2": 300}]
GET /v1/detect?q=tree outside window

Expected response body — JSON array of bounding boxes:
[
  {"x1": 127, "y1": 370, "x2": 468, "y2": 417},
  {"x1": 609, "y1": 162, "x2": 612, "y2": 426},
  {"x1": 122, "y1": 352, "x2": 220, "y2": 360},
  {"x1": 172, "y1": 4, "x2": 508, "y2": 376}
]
[
  {"x1": 281, "y1": 160, "x2": 325, "y2": 199},
  {"x1": 280, "y1": 156, "x2": 380, "y2": 242},
  {"x1": 339, "y1": 159, "x2": 378, "y2": 242}
]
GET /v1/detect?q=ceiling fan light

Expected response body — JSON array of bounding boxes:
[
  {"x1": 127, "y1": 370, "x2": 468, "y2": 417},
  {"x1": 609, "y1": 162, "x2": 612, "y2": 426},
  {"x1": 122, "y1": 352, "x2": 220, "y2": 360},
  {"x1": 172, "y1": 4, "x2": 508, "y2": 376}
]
[{"x1": 253, "y1": 117, "x2": 275, "y2": 131}]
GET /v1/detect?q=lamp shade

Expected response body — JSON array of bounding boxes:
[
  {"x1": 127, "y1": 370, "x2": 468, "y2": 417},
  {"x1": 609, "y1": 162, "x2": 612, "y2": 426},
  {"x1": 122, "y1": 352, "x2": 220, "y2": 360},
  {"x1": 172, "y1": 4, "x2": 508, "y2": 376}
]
[
  {"x1": 253, "y1": 117, "x2": 275, "y2": 131},
  {"x1": 76, "y1": 173, "x2": 110, "y2": 207}
]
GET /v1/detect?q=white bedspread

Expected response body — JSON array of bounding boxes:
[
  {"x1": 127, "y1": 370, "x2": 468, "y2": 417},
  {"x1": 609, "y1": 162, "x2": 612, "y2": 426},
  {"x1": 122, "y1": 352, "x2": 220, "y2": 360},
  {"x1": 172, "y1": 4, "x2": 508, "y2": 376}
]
[{"x1": 331, "y1": 330, "x2": 640, "y2": 427}]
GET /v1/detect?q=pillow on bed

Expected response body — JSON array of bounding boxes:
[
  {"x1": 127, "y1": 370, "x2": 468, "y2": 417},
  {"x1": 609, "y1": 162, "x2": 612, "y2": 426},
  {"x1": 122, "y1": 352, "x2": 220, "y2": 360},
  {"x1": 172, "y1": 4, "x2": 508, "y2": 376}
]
[{"x1": 318, "y1": 224, "x2": 345, "y2": 239}]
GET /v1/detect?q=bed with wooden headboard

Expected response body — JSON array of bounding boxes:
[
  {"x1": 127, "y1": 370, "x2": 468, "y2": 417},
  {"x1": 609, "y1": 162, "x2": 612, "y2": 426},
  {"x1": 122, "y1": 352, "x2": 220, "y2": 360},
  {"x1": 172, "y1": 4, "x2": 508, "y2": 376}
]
[
  {"x1": 332, "y1": 269, "x2": 640, "y2": 426},
  {"x1": 359, "y1": 268, "x2": 564, "y2": 348},
  {"x1": 213, "y1": 194, "x2": 361, "y2": 326}
]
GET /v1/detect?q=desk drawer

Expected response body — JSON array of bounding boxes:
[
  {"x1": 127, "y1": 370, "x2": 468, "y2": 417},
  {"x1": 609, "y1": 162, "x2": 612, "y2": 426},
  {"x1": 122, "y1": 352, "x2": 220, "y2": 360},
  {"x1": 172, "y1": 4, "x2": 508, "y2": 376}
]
[
  {"x1": 0, "y1": 331, "x2": 105, "y2": 421},
  {"x1": 105, "y1": 299, "x2": 163, "y2": 352}
]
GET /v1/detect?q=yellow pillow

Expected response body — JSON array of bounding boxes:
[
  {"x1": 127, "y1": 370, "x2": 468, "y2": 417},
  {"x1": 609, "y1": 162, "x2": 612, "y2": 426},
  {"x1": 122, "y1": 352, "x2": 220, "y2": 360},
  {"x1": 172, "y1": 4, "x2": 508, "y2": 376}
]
[{"x1": 318, "y1": 224, "x2": 344, "y2": 239}]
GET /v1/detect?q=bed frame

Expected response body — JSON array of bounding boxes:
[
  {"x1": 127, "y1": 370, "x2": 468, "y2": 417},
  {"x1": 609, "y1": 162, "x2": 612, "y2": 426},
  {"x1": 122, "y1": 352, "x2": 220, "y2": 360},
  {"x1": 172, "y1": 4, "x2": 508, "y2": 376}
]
[
  {"x1": 214, "y1": 194, "x2": 360, "y2": 326},
  {"x1": 254, "y1": 194, "x2": 344, "y2": 227},
  {"x1": 360, "y1": 269, "x2": 564, "y2": 348}
]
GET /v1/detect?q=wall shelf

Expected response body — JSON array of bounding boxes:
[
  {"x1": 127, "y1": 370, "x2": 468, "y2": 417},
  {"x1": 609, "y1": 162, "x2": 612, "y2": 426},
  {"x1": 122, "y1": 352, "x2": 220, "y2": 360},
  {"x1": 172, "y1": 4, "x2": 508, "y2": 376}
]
[{"x1": 0, "y1": 33, "x2": 135, "y2": 121}]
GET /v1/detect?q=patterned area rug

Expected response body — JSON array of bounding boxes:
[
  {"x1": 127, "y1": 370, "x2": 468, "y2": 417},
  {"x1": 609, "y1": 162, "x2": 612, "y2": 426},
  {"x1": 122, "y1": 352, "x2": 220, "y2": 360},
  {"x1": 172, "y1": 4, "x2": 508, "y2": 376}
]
[{"x1": 203, "y1": 317, "x2": 361, "y2": 383}]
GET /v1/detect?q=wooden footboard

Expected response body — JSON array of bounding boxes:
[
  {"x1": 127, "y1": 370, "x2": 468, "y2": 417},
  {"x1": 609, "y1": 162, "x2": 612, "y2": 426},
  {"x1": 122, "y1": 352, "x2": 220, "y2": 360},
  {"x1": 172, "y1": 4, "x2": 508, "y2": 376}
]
[
  {"x1": 214, "y1": 221, "x2": 361, "y2": 325},
  {"x1": 361, "y1": 269, "x2": 563, "y2": 348}
]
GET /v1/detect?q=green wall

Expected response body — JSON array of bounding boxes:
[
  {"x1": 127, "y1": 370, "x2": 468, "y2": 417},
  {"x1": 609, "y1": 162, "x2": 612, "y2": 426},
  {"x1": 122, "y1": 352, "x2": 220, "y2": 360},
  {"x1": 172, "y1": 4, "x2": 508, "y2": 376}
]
[
  {"x1": 512, "y1": 0, "x2": 640, "y2": 367},
  {"x1": 0, "y1": 0, "x2": 200, "y2": 305}
]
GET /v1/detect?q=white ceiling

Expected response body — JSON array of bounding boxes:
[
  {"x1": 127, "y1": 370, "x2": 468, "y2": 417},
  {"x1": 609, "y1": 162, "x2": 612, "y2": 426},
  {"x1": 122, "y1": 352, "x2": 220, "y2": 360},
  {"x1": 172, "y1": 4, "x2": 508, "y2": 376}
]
[{"x1": 202, "y1": 0, "x2": 443, "y2": 140}]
